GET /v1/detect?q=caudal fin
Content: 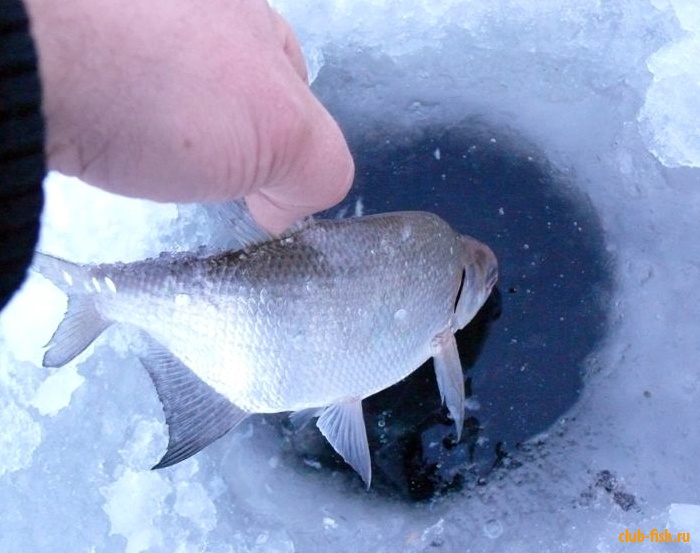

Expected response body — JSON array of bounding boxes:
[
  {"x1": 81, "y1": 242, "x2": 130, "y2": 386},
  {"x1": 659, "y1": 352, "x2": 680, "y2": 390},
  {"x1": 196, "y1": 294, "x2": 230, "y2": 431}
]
[
  {"x1": 32, "y1": 252, "x2": 112, "y2": 367},
  {"x1": 33, "y1": 252, "x2": 88, "y2": 294}
]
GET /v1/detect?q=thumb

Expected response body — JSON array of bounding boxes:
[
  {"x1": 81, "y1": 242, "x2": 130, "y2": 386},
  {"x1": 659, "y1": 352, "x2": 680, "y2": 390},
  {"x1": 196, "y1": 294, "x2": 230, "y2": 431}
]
[{"x1": 246, "y1": 97, "x2": 354, "y2": 234}]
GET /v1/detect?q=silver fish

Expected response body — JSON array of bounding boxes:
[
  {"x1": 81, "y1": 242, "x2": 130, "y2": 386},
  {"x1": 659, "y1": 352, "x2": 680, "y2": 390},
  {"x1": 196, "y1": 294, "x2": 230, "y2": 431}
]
[{"x1": 33, "y1": 205, "x2": 498, "y2": 487}]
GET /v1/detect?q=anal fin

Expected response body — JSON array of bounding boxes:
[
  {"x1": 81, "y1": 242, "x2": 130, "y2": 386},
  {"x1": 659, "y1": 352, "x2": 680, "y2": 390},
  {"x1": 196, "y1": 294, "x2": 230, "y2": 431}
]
[
  {"x1": 139, "y1": 340, "x2": 248, "y2": 469},
  {"x1": 432, "y1": 329, "x2": 465, "y2": 441},
  {"x1": 316, "y1": 400, "x2": 372, "y2": 488}
]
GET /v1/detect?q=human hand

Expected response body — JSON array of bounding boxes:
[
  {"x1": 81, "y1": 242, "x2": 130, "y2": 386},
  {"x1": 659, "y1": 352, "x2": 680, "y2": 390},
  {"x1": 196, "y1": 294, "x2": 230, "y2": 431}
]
[{"x1": 26, "y1": 0, "x2": 354, "y2": 233}]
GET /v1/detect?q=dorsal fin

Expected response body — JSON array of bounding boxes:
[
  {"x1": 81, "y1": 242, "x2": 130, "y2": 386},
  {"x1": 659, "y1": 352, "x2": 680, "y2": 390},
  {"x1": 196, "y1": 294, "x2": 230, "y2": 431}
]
[
  {"x1": 200, "y1": 199, "x2": 272, "y2": 251},
  {"x1": 199, "y1": 199, "x2": 315, "y2": 252}
]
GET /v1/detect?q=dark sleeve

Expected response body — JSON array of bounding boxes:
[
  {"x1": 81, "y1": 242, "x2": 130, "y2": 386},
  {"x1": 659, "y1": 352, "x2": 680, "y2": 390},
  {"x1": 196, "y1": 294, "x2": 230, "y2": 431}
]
[{"x1": 0, "y1": 0, "x2": 45, "y2": 312}]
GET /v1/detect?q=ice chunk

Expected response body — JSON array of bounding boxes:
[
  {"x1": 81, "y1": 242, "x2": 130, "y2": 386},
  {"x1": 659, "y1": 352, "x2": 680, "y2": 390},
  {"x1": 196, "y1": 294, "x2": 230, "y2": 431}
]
[
  {"x1": 354, "y1": 196, "x2": 364, "y2": 217},
  {"x1": 100, "y1": 469, "x2": 172, "y2": 553},
  {"x1": 118, "y1": 418, "x2": 169, "y2": 469},
  {"x1": 0, "y1": 275, "x2": 64, "y2": 365},
  {"x1": 30, "y1": 365, "x2": 85, "y2": 416},
  {"x1": 639, "y1": 0, "x2": 700, "y2": 167},
  {"x1": 483, "y1": 519, "x2": 504, "y2": 540}
]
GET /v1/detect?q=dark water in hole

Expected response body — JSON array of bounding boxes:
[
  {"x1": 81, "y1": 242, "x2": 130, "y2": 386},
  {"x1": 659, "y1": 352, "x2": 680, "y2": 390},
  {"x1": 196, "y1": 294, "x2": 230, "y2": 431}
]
[{"x1": 283, "y1": 121, "x2": 613, "y2": 501}]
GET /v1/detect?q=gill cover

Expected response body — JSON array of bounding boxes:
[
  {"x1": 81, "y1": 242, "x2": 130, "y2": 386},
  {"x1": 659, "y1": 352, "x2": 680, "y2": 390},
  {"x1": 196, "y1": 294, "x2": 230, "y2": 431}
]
[{"x1": 454, "y1": 238, "x2": 498, "y2": 330}]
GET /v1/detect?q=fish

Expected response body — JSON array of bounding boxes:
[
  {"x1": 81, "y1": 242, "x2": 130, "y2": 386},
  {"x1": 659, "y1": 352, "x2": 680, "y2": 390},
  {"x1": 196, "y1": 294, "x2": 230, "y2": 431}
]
[{"x1": 33, "y1": 203, "x2": 498, "y2": 487}]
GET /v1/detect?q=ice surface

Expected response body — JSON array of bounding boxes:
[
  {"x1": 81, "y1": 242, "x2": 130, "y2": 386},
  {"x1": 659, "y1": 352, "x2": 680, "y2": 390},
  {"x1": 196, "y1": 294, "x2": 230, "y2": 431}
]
[
  {"x1": 1, "y1": 0, "x2": 700, "y2": 552},
  {"x1": 639, "y1": 0, "x2": 700, "y2": 167},
  {"x1": 0, "y1": 398, "x2": 41, "y2": 478}
]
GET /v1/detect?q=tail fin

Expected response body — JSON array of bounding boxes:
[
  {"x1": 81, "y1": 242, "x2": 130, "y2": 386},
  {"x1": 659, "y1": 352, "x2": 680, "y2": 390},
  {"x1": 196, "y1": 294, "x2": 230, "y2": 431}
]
[
  {"x1": 32, "y1": 252, "x2": 112, "y2": 368},
  {"x1": 33, "y1": 252, "x2": 89, "y2": 294}
]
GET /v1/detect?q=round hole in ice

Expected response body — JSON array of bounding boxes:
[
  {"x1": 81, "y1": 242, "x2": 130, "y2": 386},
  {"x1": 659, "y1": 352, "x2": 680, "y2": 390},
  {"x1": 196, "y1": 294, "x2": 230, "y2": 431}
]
[{"x1": 286, "y1": 117, "x2": 614, "y2": 501}]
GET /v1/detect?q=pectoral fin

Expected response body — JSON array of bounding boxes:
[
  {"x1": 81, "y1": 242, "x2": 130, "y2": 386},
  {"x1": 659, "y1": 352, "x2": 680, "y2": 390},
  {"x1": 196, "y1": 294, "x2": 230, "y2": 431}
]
[
  {"x1": 432, "y1": 329, "x2": 465, "y2": 441},
  {"x1": 139, "y1": 341, "x2": 248, "y2": 469},
  {"x1": 316, "y1": 400, "x2": 372, "y2": 488}
]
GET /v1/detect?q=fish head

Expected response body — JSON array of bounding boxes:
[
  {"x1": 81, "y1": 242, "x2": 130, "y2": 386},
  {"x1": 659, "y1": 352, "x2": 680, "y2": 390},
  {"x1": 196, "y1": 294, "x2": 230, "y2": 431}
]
[{"x1": 453, "y1": 235, "x2": 499, "y2": 331}]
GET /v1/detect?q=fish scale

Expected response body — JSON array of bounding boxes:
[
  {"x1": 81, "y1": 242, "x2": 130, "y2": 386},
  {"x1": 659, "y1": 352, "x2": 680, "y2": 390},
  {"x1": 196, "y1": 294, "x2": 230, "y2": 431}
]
[{"x1": 33, "y1": 207, "x2": 498, "y2": 486}]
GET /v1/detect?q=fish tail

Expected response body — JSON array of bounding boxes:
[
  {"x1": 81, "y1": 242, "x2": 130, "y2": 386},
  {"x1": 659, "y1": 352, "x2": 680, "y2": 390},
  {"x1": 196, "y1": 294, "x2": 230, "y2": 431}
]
[
  {"x1": 32, "y1": 252, "x2": 112, "y2": 368},
  {"x1": 32, "y1": 252, "x2": 88, "y2": 294}
]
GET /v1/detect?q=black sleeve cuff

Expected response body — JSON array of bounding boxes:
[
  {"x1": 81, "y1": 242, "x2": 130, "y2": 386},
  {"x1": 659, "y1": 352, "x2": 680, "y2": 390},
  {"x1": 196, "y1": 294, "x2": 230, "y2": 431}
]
[{"x1": 0, "y1": 0, "x2": 45, "y2": 312}]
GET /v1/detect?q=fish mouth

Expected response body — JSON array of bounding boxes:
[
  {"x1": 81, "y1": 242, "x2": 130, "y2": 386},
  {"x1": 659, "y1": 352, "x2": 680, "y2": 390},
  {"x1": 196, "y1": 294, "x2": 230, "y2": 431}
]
[
  {"x1": 472, "y1": 241, "x2": 499, "y2": 292},
  {"x1": 458, "y1": 236, "x2": 499, "y2": 292}
]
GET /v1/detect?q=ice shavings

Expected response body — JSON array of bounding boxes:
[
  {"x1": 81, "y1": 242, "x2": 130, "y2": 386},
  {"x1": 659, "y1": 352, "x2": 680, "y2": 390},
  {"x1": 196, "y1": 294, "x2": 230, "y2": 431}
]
[
  {"x1": 102, "y1": 419, "x2": 220, "y2": 553},
  {"x1": 39, "y1": 172, "x2": 180, "y2": 263},
  {"x1": 174, "y1": 480, "x2": 217, "y2": 533},
  {"x1": 0, "y1": 398, "x2": 41, "y2": 478},
  {"x1": 0, "y1": 350, "x2": 45, "y2": 479},
  {"x1": 668, "y1": 504, "x2": 700, "y2": 549}
]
